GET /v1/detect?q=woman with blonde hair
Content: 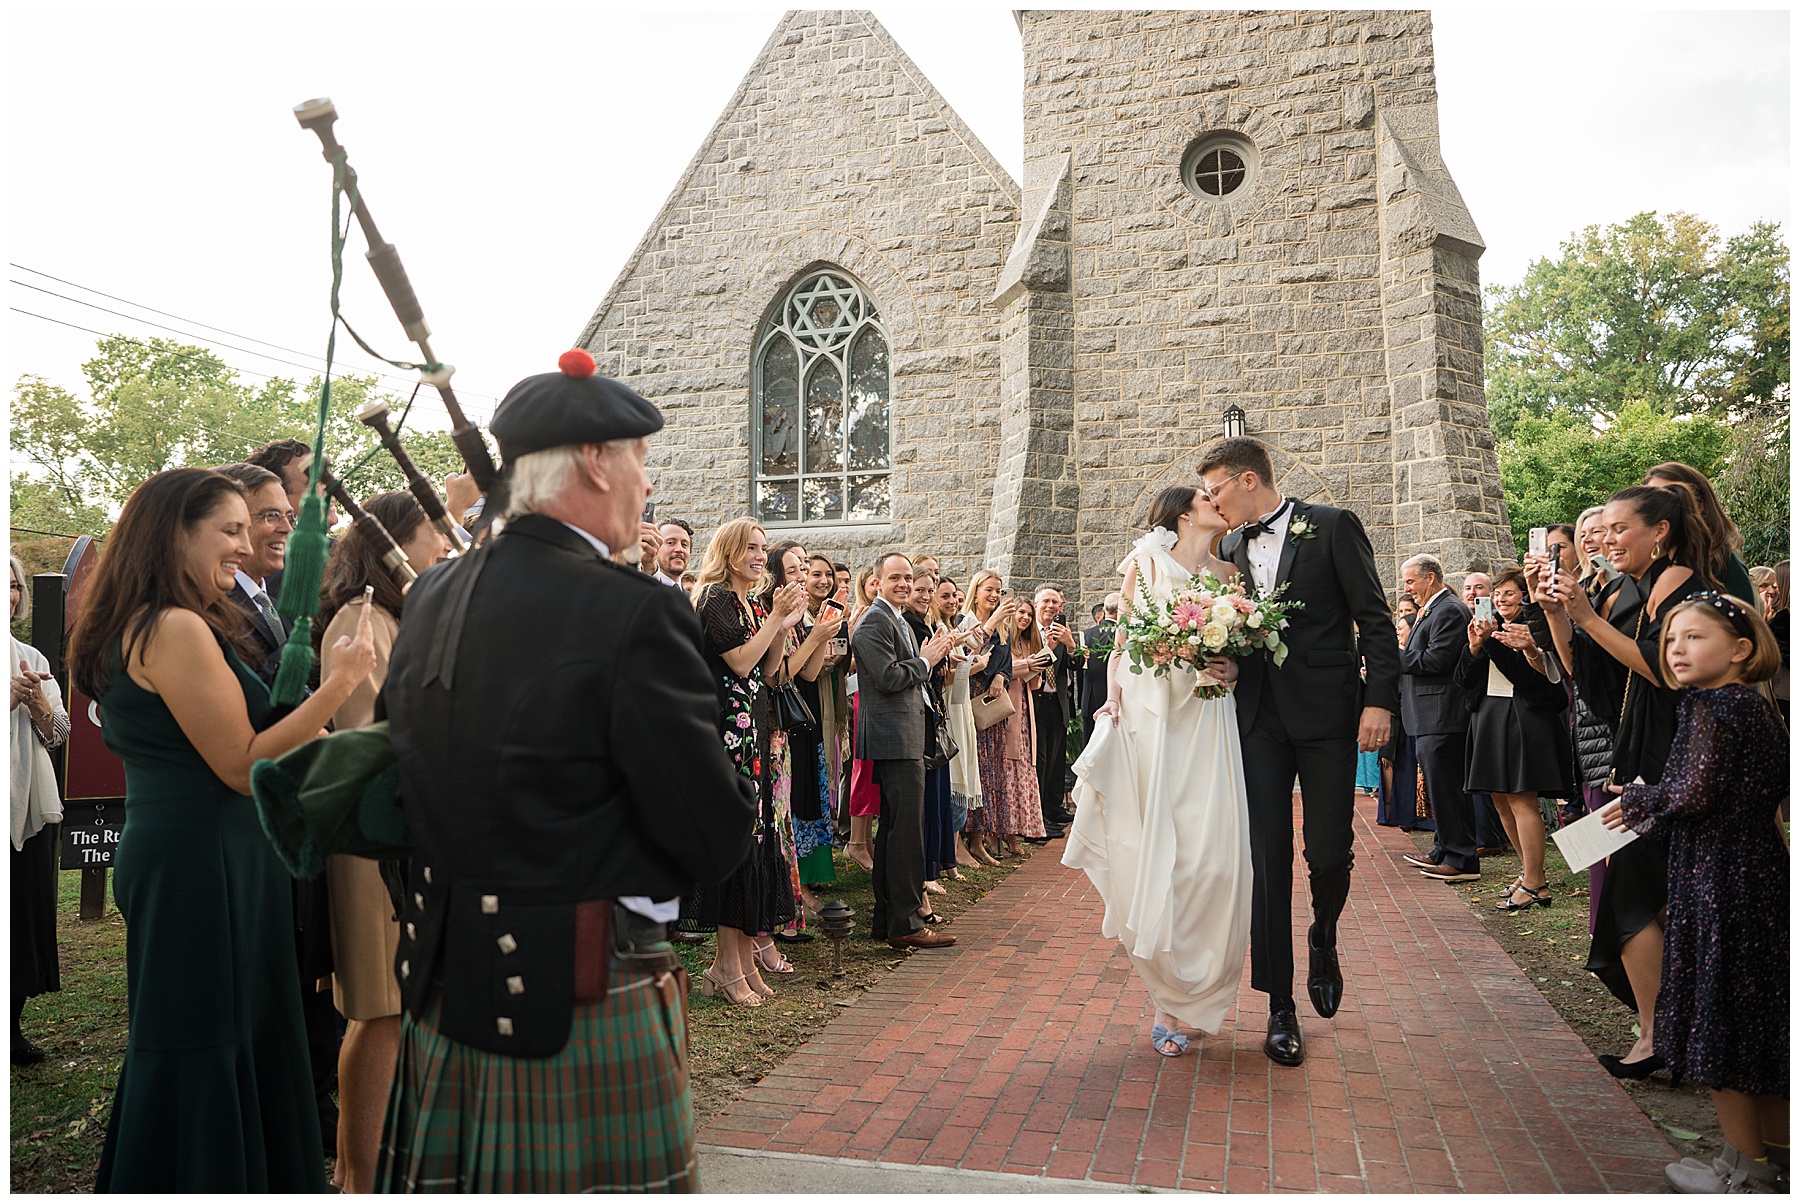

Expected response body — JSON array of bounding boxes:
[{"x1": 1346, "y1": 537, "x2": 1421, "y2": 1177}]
[
  {"x1": 680, "y1": 518, "x2": 809, "y2": 1006},
  {"x1": 842, "y1": 563, "x2": 885, "y2": 871}
]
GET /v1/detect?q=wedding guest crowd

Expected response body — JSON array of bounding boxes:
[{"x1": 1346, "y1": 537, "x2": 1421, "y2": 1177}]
[
  {"x1": 32, "y1": 318, "x2": 1782, "y2": 1203},
  {"x1": 1389, "y1": 459, "x2": 1786, "y2": 1193}
]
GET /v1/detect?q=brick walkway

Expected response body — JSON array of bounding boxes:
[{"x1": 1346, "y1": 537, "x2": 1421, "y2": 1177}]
[{"x1": 702, "y1": 797, "x2": 1676, "y2": 1192}]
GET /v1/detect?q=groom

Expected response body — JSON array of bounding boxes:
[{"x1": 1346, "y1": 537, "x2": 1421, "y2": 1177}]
[{"x1": 1201, "y1": 438, "x2": 1400, "y2": 1067}]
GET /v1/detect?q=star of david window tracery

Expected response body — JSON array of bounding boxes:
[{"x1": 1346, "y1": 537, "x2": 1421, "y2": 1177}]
[{"x1": 754, "y1": 269, "x2": 890, "y2": 525}]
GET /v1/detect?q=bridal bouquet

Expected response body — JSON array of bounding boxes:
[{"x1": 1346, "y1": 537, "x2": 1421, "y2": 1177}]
[{"x1": 1119, "y1": 570, "x2": 1301, "y2": 700}]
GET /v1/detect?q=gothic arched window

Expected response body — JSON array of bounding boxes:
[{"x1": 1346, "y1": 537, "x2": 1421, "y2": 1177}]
[{"x1": 753, "y1": 269, "x2": 890, "y2": 524}]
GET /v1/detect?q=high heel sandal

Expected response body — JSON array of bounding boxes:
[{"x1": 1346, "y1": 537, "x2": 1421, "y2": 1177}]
[
  {"x1": 700, "y1": 967, "x2": 763, "y2": 1007},
  {"x1": 1497, "y1": 882, "x2": 1552, "y2": 912},
  {"x1": 923, "y1": 879, "x2": 947, "y2": 896},
  {"x1": 846, "y1": 843, "x2": 874, "y2": 872},
  {"x1": 752, "y1": 940, "x2": 794, "y2": 974}
]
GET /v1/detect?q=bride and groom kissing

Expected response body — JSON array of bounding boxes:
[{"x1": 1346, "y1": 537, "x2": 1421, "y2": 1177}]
[{"x1": 1063, "y1": 436, "x2": 1400, "y2": 1066}]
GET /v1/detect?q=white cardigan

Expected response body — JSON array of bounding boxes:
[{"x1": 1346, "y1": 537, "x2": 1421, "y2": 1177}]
[{"x1": 11, "y1": 637, "x2": 68, "y2": 850}]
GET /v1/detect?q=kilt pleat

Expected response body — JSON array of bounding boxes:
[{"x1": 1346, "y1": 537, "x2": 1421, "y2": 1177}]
[{"x1": 377, "y1": 967, "x2": 697, "y2": 1193}]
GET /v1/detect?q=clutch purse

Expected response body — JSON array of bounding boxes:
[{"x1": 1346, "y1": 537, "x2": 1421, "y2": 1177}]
[{"x1": 971, "y1": 689, "x2": 1016, "y2": 731}]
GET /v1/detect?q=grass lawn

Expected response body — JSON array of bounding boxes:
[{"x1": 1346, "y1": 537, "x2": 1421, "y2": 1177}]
[
  {"x1": 10, "y1": 869, "x2": 127, "y2": 1194},
  {"x1": 8, "y1": 843, "x2": 1032, "y2": 1191}
]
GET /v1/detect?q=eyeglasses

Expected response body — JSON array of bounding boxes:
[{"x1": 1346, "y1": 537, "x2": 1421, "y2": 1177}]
[
  {"x1": 1196, "y1": 473, "x2": 1243, "y2": 502},
  {"x1": 251, "y1": 508, "x2": 297, "y2": 528}
]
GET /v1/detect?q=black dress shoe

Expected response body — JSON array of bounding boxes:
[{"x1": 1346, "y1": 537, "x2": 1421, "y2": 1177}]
[
  {"x1": 11, "y1": 1039, "x2": 45, "y2": 1066},
  {"x1": 1307, "y1": 924, "x2": 1343, "y2": 1019},
  {"x1": 1265, "y1": 1009, "x2": 1305, "y2": 1066}
]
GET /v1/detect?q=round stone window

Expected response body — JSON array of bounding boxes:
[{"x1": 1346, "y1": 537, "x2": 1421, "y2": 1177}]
[{"x1": 1181, "y1": 134, "x2": 1257, "y2": 202}]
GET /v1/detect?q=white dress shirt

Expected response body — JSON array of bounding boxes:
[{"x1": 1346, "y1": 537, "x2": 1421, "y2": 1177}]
[
  {"x1": 653, "y1": 569, "x2": 679, "y2": 587},
  {"x1": 234, "y1": 570, "x2": 285, "y2": 639},
  {"x1": 556, "y1": 522, "x2": 675, "y2": 924},
  {"x1": 1245, "y1": 500, "x2": 1292, "y2": 594}
]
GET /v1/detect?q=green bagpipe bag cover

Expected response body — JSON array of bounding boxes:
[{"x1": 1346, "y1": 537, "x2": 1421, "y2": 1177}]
[{"x1": 250, "y1": 721, "x2": 411, "y2": 878}]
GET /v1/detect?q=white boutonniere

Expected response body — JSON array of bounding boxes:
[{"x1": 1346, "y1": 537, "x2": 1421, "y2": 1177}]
[{"x1": 1288, "y1": 515, "x2": 1318, "y2": 541}]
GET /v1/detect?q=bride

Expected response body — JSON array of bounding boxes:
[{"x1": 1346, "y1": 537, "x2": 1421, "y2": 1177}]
[{"x1": 1062, "y1": 484, "x2": 1253, "y2": 1057}]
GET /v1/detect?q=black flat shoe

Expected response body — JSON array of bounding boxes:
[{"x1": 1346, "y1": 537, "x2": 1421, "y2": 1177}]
[
  {"x1": 1265, "y1": 1009, "x2": 1305, "y2": 1067},
  {"x1": 772, "y1": 931, "x2": 814, "y2": 944},
  {"x1": 1307, "y1": 924, "x2": 1343, "y2": 1019}
]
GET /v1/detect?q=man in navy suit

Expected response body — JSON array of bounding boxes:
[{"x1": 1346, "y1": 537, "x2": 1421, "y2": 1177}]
[
  {"x1": 1397, "y1": 554, "x2": 1480, "y2": 882},
  {"x1": 1203, "y1": 438, "x2": 1399, "y2": 1068}
]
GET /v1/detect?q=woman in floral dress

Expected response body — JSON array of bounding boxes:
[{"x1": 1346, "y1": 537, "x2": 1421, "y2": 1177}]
[{"x1": 684, "y1": 519, "x2": 808, "y2": 1007}]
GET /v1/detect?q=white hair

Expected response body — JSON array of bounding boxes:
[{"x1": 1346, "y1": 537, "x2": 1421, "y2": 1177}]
[
  {"x1": 1401, "y1": 553, "x2": 1445, "y2": 581},
  {"x1": 504, "y1": 444, "x2": 594, "y2": 518},
  {"x1": 9, "y1": 554, "x2": 29, "y2": 621}
]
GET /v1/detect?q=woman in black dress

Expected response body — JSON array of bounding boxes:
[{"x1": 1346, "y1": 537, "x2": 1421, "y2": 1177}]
[
  {"x1": 1539, "y1": 484, "x2": 1718, "y2": 1080},
  {"x1": 1455, "y1": 567, "x2": 1572, "y2": 912},
  {"x1": 685, "y1": 518, "x2": 808, "y2": 1007},
  {"x1": 11, "y1": 555, "x2": 67, "y2": 1066}
]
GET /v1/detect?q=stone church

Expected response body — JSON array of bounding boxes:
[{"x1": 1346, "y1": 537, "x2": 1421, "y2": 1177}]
[{"x1": 576, "y1": 9, "x2": 1511, "y2": 602}]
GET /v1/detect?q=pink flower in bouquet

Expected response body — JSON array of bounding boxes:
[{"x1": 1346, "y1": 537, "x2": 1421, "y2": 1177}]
[
  {"x1": 1172, "y1": 601, "x2": 1205, "y2": 629},
  {"x1": 1151, "y1": 645, "x2": 1175, "y2": 666},
  {"x1": 1232, "y1": 595, "x2": 1257, "y2": 614}
]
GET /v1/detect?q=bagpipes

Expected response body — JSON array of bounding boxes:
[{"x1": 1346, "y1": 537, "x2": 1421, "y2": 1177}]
[{"x1": 267, "y1": 98, "x2": 501, "y2": 707}]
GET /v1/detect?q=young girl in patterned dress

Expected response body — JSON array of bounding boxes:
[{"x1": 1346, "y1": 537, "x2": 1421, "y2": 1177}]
[{"x1": 1600, "y1": 594, "x2": 1788, "y2": 1193}]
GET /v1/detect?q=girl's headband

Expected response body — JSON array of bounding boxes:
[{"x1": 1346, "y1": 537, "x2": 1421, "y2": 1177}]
[{"x1": 1689, "y1": 591, "x2": 1758, "y2": 640}]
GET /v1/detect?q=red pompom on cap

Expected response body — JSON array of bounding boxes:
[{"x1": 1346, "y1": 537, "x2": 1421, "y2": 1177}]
[{"x1": 558, "y1": 348, "x2": 597, "y2": 378}]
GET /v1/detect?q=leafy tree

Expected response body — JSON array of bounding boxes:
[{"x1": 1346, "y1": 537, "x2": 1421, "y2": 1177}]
[
  {"x1": 1486, "y1": 213, "x2": 1790, "y2": 437},
  {"x1": 1496, "y1": 402, "x2": 1731, "y2": 556},
  {"x1": 1716, "y1": 415, "x2": 1790, "y2": 566},
  {"x1": 11, "y1": 334, "x2": 483, "y2": 541}
]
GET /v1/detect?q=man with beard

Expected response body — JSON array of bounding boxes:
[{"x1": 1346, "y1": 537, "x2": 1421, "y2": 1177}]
[{"x1": 652, "y1": 518, "x2": 693, "y2": 587}]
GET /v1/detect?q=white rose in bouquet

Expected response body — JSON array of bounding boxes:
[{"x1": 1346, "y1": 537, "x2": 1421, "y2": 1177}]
[{"x1": 1201, "y1": 621, "x2": 1230, "y2": 650}]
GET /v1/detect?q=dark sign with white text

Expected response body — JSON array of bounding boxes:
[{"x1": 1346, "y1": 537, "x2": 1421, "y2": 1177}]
[{"x1": 60, "y1": 802, "x2": 119, "y2": 869}]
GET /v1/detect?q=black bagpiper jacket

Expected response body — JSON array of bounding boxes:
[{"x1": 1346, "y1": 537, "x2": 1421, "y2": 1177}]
[{"x1": 382, "y1": 514, "x2": 757, "y2": 1057}]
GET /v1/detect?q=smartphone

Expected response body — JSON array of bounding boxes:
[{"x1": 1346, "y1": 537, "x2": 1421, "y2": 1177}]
[
  {"x1": 1474, "y1": 596, "x2": 1494, "y2": 623},
  {"x1": 822, "y1": 598, "x2": 845, "y2": 618},
  {"x1": 1528, "y1": 527, "x2": 1547, "y2": 557},
  {"x1": 642, "y1": 500, "x2": 656, "y2": 524},
  {"x1": 1589, "y1": 551, "x2": 1620, "y2": 583}
]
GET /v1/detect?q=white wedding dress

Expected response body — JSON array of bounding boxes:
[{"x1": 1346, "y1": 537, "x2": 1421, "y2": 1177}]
[{"x1": 1061, "y1": 530, "x2": 1253, "y2": 1034}]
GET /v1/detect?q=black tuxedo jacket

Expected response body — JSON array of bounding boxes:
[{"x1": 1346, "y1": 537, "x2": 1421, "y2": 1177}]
[
  {"x1": 1078, "y1": 622, "x2": 1116, "y2": 719},
  {"x1": 1221, "y1": 499, "x2": 1400, "y2": 739},
  {"x1": 228, "y1": 581, "x2": 284, "y2": 685},
  {"x1": 1399, "y1": 589, "x2": 1472, "y2": 735},
  {"x1": 383, "y1": 514, "x2": 757, "y2": 1057}
]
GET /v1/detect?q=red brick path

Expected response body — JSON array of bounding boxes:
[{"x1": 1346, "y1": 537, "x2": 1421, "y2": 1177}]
[{"x1": 702, "y1": 798, "x2": 1676, "y2": 1191}]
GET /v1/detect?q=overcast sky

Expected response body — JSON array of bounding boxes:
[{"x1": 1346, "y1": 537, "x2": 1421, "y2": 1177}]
[{"x1": 7, "y1": 6, "x2": 1789, "y2": 454}]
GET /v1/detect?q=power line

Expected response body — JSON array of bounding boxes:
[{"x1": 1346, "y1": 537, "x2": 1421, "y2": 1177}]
[
  {"x1": 10, "y1": 306, "x2": 495, "y2": 427},
  {"x1": 10, "y1": 526, "x2": 98, "y2": 540},
  {"x1": 8, "y1": 260, "x2": 500, "y2": 413},
  {"x1": 10, "y1": 263, "x2": 501, "y2": 405},
  {"x1": 9, "y1": 310, "x2": 432, "y2": 452}
]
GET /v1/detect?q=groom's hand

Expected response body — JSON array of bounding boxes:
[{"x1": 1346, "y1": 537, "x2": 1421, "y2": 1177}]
[{"x1": 1356, "y1": 706, "x2": 1391, "y2": 752}]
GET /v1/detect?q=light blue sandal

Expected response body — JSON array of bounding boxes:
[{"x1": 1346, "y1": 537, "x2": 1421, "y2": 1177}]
[{"x1": 1149, "y1": 1023, "x2": 1190, "y2": 1057}]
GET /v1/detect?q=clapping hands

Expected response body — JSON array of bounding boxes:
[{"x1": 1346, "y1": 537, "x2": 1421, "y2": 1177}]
[
  {"x1": 11, "y1": 660, "x2": 50, "y2": 713},
  {"x1": 770, "y1": 581, "x2": 810, "y2": 630}
]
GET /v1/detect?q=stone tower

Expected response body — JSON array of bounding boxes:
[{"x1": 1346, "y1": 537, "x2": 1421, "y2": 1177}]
[{"x1": 578, "y1": 10, "x2": 1512, "y2": 602}]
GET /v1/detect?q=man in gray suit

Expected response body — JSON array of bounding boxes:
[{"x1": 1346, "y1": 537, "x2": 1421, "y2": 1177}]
[
  {"x1": 852, "y1": 551, "x2": 957, "y2": 949},
  {"x1": 1397, "y1": 553, "x2": 1480, "y2": 882}
]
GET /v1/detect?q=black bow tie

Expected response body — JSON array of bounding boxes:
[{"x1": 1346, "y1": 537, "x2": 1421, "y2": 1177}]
[{"x1": 1240, "y1": 503, "x2": 1290, "y2": 541}]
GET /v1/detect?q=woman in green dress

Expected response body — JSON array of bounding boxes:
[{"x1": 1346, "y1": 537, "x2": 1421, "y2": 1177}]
[{"x1": 68, "y1": 468, "x2": 378, "y2": 1193}]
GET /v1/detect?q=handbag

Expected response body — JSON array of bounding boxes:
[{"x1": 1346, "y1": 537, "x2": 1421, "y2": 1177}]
[
  {"x1": 770, "y1": 680, "x2": 817, "y2": 733},
  {"x1": 924, "y1": 706, "x2": 959, "y2": 770},
  {"x1": 971, "y1": 688, "x2": 1016, "y2": 731}
]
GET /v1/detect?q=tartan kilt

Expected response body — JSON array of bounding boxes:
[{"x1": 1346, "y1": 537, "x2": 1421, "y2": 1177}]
[{"x1": 377, "y1": 965, "x2": 697, "y2": 1193}]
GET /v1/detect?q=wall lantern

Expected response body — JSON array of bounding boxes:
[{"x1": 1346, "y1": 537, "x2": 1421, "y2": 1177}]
[{"x1": 1223, "y1": 404, "x2": 1247, "y2": 440}]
